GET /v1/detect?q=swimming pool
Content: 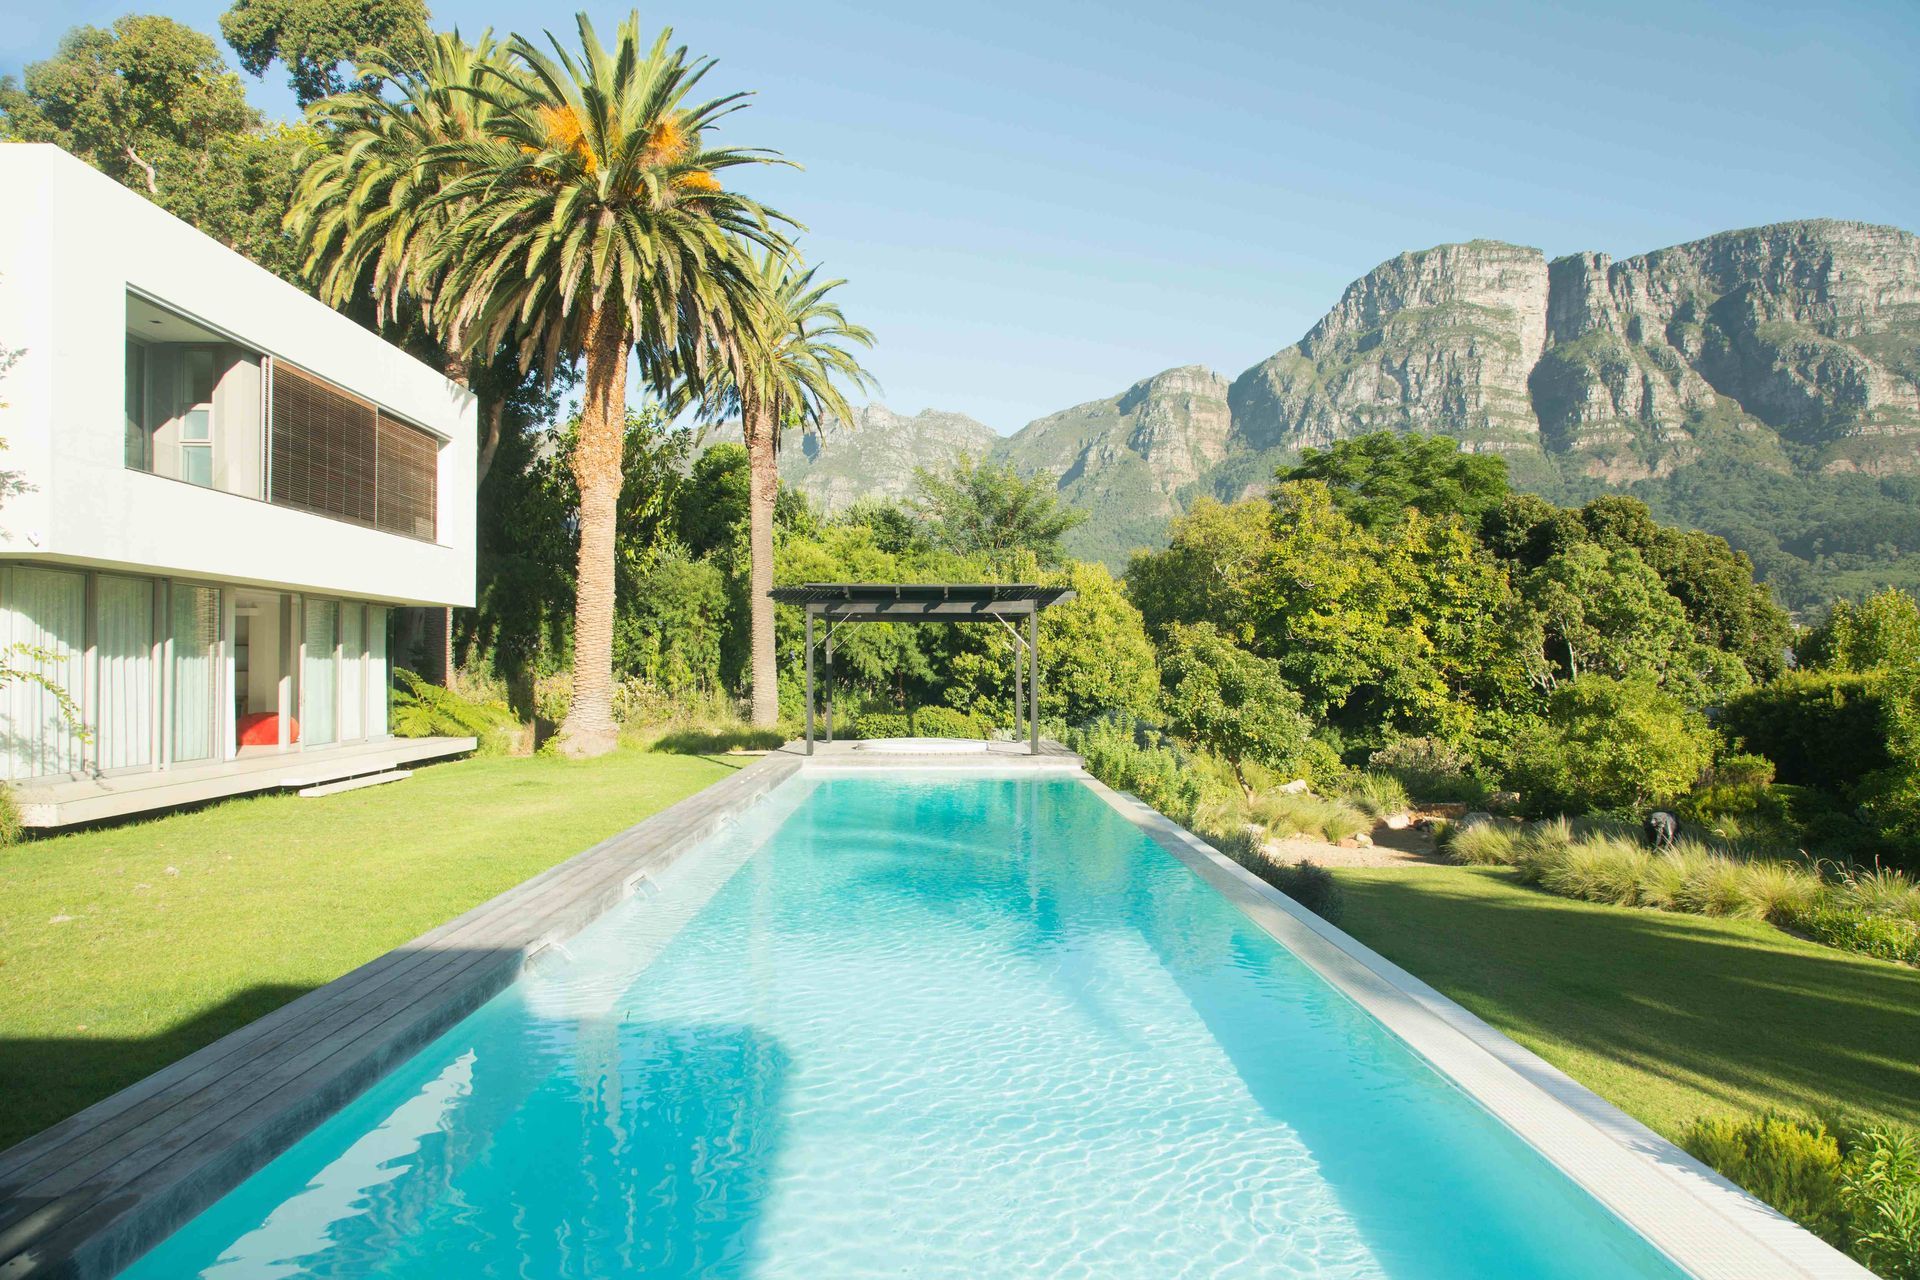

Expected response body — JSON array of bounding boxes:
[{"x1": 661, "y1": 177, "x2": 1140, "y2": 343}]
[{"x1": 120, "y1": 771, "x2": 1693, "y2": 1278}]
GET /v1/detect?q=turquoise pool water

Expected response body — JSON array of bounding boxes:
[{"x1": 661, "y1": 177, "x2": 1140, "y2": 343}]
[{"x1": 123, "y1": 773, "x2": 1691, "y2": 1278}]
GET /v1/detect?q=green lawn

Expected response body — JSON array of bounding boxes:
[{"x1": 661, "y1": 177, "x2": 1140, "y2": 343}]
[
  {"x1": 1331, "y1": 865, "x2": 1920, "y2": 1139},
  {"x1": 0, "y1": 748, "x2": 736, "y2": 1149}
]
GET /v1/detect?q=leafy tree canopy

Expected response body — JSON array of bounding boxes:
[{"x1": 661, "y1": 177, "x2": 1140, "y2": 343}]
[
  {"x1": 1801, "y1": 588, "x2": 1920, "y2": 674},
  {"x1": 0, "y1": 16, "x2": 319, "y2": 278},
  {"x1": 910, "y1": 455, "x2": 1086, "y2": 564},
  {"x1": 220, "y1": 0, "x2": 430, "y2": 106},
  {"x1": 1276, "y1": 432, "x2": 1510, "y2": 533},
  {"x1": 1159, "y1": 621, "x2": 1313, "y2": 781}
]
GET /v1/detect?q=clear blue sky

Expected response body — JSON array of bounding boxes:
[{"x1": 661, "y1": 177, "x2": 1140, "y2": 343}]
[{"x1": 4, "y1": 0, "x2": 1916, "y2": 432}]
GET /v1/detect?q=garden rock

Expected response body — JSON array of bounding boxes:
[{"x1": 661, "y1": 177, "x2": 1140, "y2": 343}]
[
  {"x1": 1279, "y1": 779, "x2": 1312, "y2": 795},
  {"x1": 1459, "y1": 811, "x2": 1494, "y2": 829}
]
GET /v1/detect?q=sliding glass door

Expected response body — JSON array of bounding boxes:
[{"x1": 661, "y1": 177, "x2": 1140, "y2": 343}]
[
  {"x1": 170, "y1": 584, "x2": 221, "y2": 764},
  {"x1": 302, "y1": 599, "x2": 339, "y2": 746},
  {"x1": 97, "y1": 576, "x2": 155, "y2": 771},
  {"x1": 339, "y1": 605, "x2": 364, "y2": 742},
  {"x1": 367, "y1": 606, "x2": 389, "y2": 738}
]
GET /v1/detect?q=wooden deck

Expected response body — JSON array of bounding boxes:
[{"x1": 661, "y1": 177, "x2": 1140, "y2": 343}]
[
  {"x1": 13, "y1": 737, "x2": 479, "y2": 828},
  {"x1": 0, "y1": 750, "x2": 801, "y2": 1280}
]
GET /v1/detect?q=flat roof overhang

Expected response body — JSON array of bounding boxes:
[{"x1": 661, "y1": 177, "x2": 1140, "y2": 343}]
[{"x1": 768, "y1": 582, "x2": 1076, "y2": 623}]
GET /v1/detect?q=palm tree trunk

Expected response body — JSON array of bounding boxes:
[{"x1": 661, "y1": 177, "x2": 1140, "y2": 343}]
[
  {"x1": 556, "y1": 305, "x2": 628, "y2": 757},
  {"x1": 743, "y1": 389, "x2": 780, "y2": 727}
]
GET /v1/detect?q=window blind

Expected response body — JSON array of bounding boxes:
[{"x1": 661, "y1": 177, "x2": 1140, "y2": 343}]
[{"x1": 267, "y1": 360, "x2": 439, "y2": 541}]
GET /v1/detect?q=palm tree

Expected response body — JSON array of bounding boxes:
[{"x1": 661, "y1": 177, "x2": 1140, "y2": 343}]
[
  {"x1": 722, "y1": 252, "x2": 875, "y2": 726},
  {"x1": 289, "y1": 12, "x2": 787, "y2": 755}
]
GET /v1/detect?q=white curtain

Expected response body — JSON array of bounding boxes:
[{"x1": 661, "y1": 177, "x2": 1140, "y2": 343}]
[
  {"x1": 96, "y1": 576, "x2": 154, "y2": 771},
  {"x1": 170, "y1": 584, "x2": 221, "y2": 763},
  {"x1": 339, "y1": 604, "x2": 364, "y2": 741},
  {"x1": 0, "y1": 566, "x2": 86, "y2": 780},
  {"x1": 303, "y1": 599, "x2": 338, "y2": 745},
  {"x1": 367, "y1": 606, "x2": 389, "y2": 737}
]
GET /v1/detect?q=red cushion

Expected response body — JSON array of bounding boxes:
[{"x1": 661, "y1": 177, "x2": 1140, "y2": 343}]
[{"x1": 238, "y1": 712, "x2": 298, "y2": 746}]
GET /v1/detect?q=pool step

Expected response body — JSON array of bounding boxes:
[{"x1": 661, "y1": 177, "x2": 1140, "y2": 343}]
[{"x1": 298, "y1": 769, "x2": 412, "y2": 798}]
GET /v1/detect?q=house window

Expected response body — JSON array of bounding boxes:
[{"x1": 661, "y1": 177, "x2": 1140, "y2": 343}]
[
  {"x1": 269, "y1": 361, "x2": 440, "y2": 541},
  {"x1": 124, "y1": 297, "x2": 264, "y2": 499}
]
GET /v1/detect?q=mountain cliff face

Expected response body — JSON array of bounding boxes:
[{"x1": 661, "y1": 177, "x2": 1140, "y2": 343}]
[
  {"x1": 721, "y1": 219, "x2": 1920, "y2": 598},
  {"x1": 707, "y1": 404, "x2": 999, "y2": 512}
]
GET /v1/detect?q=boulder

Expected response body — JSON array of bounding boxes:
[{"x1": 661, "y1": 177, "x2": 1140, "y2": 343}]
[{"x1": 1278, "y1": 778, "x2": 1312, "y2": 795}]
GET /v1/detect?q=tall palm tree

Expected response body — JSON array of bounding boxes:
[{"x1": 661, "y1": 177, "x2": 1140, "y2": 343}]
[
  {"x1": 289, "y1": 12, "x2": 787, "y2": 755},
  {"x1": 726, "y1": 253, "x2": 875, "y2": 726}
]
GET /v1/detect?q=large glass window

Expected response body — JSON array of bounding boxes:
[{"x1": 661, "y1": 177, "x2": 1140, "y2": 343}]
[
  {"x1": 97, "y1": 576, "x2": 155, "y2": 771},
  {"x1": 170, "y1": 585, "x2": 221, "y2": 764},
  {"x1": 302, "y1": 599, "x2": 338, "y2": 746},
  {"x1": 269, "y1": 361, "x2": 440, "y2": 541},
  {"x1": 0, "y1": 567, "x2": 86, "y2": 780}
]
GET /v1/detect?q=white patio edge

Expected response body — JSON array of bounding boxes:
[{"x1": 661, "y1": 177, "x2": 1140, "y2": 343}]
[{"x1": 1079, "y1": 773, "x2": 1873, "y2": 1280}]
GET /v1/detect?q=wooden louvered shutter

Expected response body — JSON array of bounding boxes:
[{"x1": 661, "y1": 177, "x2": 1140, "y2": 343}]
[
  {"x1": 269, "y1": 361, "x2": 377, "y2": 527},
  {"x1": 375, "y1": 414, "x2": 438, "y2": 540}
]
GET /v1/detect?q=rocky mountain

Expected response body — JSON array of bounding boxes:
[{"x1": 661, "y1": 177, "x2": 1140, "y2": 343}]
[
  {"x1": 703, "y1": 404, "x2": 998, "y2": 511},
  {"x1": 722, "y1": 219, "x2": 1920, "y2": 602}
]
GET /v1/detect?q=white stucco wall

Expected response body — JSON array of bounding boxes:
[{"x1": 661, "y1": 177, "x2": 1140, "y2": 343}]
[{"x1": 0, "y1": 144, "x2": 477, "y2": 607}]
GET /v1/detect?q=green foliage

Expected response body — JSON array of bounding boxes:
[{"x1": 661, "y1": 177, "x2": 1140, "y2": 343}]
[
  {"x1": 910, "y1": 454, "x2": 1086, "y2": 564},
  {"x1": 1796, "y1": 906, "x2": 1920, "y2": 967},
  {"x1": 910, "y1": 705, "x2": 990, "y2": 739},
  {"x1": 1057, "y1": 714, "x2": 1205, "y2": 822},
  {"x1": 220, "y1": 0, "x2": 429, "y2": 106},
  {"x1": 1159, "y1": 623, "x2": 1314, "y2": 779},
  {"x1": 1682, "y1": 1114, "x2": 1847, "y2": 1244},
  {"x1": 1126, "y1": 498, "x2": 1275, "y2": 646},
  {"x1": 389, "y1": 668, "x2": 517, "y2": 752},
  {"x1": 0, "y1": 16, "x2": 320, "y2": 280},
  {"x1": 1802, "y1": 588, "x2": 1920, "y2": 674},
  {"x1": 1840, "y1": 1125, "x2": 1920, "y2": 1279},
  {"x1": 1277, "y1": 432, "x2": 1510, "y2": 534},
  {"x1": 1250, "y1": 790, "x2": 1370, "y2": 844},
  {"x1": 1508, "y1": 675, "x2": 1715, "y2": 815},
  {"x1": 1033, "y1": 560, "x2": 1161, "y2": 725},
  {"x1": 1342, "y1": 771, "x2": 1410, "y2": 819},
  {"x1": 616, "y1": 548, "x2": 727, "y2": 694},
  {"x1": 0, "y1": 785, "x2": 22, "y2": 848},
  {"x1": 1368, "y1": 736, "x2": 1491, "y2": 804},
  {"x1": 1230, "y1": 854, "x2": 1345, "y2": 923},
  {"x1": 1721, "y1": 671, "x2": 1892, "y2": 794},
  {"x1": 1444, "y1": 821, "x2": 1521, "y2": 867}
]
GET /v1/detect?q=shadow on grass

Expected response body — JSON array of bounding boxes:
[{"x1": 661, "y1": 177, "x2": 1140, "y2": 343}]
[
  {"x1": 1337, "y1": 868, "x2": 1920, "y2": 1127},
  {"x1": 0, "y1": 983, "x2": 316, "y2": 1153},
  {"x1": 650, "y1": 727, "x2": 787, "y2": 755}
]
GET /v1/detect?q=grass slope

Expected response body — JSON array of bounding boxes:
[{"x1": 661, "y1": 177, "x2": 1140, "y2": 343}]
[
  {"x1": 0, "y1": 748, "x2": 734, "y2": 1149},
  {"x1": 1331, "y1": 866, "x2": 1920, "y2": 1138}
]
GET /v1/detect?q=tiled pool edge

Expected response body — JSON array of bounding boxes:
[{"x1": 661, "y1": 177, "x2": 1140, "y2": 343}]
[
  {"x1": 1081, "y1": 775, "x2": 1873, "y2": 1280},
  {"x1": 0, "y1": 750, "x2": 803, "y2": 1280}
]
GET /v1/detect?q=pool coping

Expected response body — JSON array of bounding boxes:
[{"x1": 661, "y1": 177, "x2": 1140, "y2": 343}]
[
  {"x1": 1079, "y1": 774, "x2": 1875, "y2": 1280},
  {"x1": 0, "y1": 750, "x2": 803, "y2": 1280}
]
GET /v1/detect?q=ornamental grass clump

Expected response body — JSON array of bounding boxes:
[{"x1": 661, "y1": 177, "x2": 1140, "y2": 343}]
[
  {"x1": 1251, "y1": 790, "x2": 1369, "y2": 844},
  {"x1": 1342, "y1": 771, "x2": 1411, "y2": 820},
  {"x1": 1443, "y1": 821, "x2": 1520, "y2": 866}
]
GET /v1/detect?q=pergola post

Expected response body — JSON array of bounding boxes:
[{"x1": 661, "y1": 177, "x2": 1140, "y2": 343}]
[
  {"x1": 824, "y1": 623, "x2": 835, "y2": 744},
  {"x1": 804, "y1": 610, "x2": 815, "y2": 756},
  {"x1": 1028, "y1": 608, "x2": 1040, "y2": 755},
  {"x1": 1011, "y1": 629, "x2": 1025, "y2": 741}
]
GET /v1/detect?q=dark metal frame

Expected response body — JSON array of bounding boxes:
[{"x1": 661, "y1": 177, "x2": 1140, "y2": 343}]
[{"x1": 768, "y1": 583, "x2": 1077, "y2": 756}]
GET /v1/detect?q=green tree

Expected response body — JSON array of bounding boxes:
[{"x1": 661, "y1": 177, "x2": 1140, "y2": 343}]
[
  {"x1": 717, "y1": 253, "x2": 874, "y2": 727},
  {"x1": 1159, "y1": 622, "x2": 1314, "y2": 783},
  {"x1": 837, "y1": 496, "x2": 926, "y2": 556},
  {"x1": 290, "y1": 11, "x2": 786, "y2": 754},
  {"x1": 1802, "y1": 588, "x2": 1920, "y2": 674},
  {"x1": 0, "y1": 16, "x2": 319, "y2": 278},
  {"x1": 1508, "y1": 674, "x2": 1716, "y2": 814},
  {"x1": 221, "y1": 0, "x2": 431, "y2": 106},
  {"x1": 910, "y1": 455, "x2": 1086, "y2": 563},
  {"x1": 1276, "y1": 432, "x2": 1511, "y2": 534},
  {"x1": 1125, "y1": 498, "x2": 1275, "y2": 646}
]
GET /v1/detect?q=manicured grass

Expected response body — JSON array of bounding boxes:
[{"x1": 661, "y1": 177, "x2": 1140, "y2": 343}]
[
  {"x1": 1331, "y1": 865, "x2": 1920, "y2": 1139},
  {"x1": 0, "y1": 747, "x2": 736, "y2": 1149}
]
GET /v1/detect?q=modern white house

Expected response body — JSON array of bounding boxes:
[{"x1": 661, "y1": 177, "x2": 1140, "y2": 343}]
[{"x1": 0, "y1": 144, "x2": 479, "y2": 826}]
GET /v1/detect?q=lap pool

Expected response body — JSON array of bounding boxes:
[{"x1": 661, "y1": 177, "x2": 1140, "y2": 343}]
[{"x1": 121, "y1": 772, "x2": 1692, "y2": 1278}]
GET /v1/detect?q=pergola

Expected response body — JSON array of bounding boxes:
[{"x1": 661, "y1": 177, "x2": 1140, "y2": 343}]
[{"x1": 769, "y1": 583, "x2": 1077, "y2": 755}]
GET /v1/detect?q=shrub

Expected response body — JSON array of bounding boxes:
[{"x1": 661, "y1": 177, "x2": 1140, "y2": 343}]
[
  {"x1": 1368, "y1": 735, "x2": 1491, "y2": 804},
  {"x1": 0, "y1": 784, "x2": 21, "y2": 847},
  {"x1": 1797, "y1": 906, "x2": 1920, "y2": 966},
  {"x1": 1710, "y1": 752, "x2": 1777, "y2": 790},
  {"x1": 1682, "y1": 1114, "x2": 1847, "y2": 1245},
  {"x1": 1343, "y1": 771, "x2": 1411, "y2": 819},
  {"x1": 1837, "y1": 865, "x2": 1920, "y2": 925},
  {"x1": 1062, "y1": 713, "x2": 1205, "y2": 822},
  {"x1": 854, "y1": 711, "x2": 911, "y2": 741},
  {"x1": 1536, "y1": 836, "x2": 1650, "y2": 907},
  {"x1": 1215, "y1": 838, "x2": 1346, "y2": 924},
  {"x1": 390, "y1": 668, "x2": 518, "y2": 754},
  {"x1": 1508, "y1": 674, "x2": 1715, "y2": 815},
  {"x1": 912, "y1": 705, "x2": 989, "y2": 739},
  {"x1": 533, "y1": 671, "x2": 571, "y2": 726},
  {"x1": 1734, "y1": 859, "x2": 1823, "y2": 925},
  {"x1": 1159, "y1": 622, "x2": 1316, "y2": 781},
  {"x1": 1445, "y1": 821, "x2": 1520, "y2": 866},
  {"x1": 1720, "y1": 671, "x2": 1891, "y2": 793},
  {"x1": 1840, "y1": 1124, "x2": 1920, "y2": 1279}
]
